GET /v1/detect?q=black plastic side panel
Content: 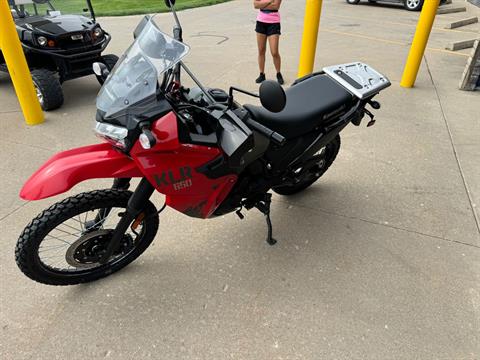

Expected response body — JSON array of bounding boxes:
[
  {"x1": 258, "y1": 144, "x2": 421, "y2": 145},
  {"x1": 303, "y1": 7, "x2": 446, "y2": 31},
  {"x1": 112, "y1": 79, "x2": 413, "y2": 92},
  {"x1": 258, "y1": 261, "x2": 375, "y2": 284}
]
[
  {"x1": 196, "y1": 155, "x2": 233, "y2": 179},
  {"x1": 214, "y1": 110, "x2": 254, "y2": 169}
]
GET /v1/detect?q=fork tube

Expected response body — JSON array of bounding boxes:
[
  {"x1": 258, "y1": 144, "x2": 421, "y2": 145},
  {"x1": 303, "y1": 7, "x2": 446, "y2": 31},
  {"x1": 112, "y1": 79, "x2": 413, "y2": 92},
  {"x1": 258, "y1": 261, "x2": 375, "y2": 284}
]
[{"x1": 99, "y1": 178, "x2": 155, "y2": 263}]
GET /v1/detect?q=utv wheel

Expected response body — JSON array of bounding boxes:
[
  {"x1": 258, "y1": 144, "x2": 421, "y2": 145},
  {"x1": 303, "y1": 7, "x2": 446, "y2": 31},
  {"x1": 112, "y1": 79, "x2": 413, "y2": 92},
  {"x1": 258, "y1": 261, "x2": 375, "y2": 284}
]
[
  {"x1": 96, "y1": 54, "x2": 119, "y2": 85},
  {"x1": 31, "y1": 69, "x2": 64, "y2": 111},
  {"x1": 346, "y1": 0, "x2": 361, "y2": 4},
  {"x1": 404, "y1": 0, "x2": 423, "y2": 11},
  {"x1": 273, "y1": 135, "x2": 341, "y2": 196},
  {"x1": 15, "y1": 189, "x2": 159, "y2": 286}
]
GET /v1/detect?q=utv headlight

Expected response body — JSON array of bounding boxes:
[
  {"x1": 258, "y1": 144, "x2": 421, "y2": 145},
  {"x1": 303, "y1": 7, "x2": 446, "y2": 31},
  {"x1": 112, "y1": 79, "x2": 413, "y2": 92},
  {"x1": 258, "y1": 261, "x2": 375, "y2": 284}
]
[
  {"x1": 93, "y1": 27, "x2": 103, "y2": 39},
  {"x1": 37, "y1": 36, "x2": 48, "y2": 47}
]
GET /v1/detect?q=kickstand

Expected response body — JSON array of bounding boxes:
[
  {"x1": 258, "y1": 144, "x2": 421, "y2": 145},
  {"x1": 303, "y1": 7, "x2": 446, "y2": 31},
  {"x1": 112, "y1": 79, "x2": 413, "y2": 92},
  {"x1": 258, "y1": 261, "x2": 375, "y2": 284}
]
[{"x1": 255, "y1": 193, "x2": 277, "y2": 246}]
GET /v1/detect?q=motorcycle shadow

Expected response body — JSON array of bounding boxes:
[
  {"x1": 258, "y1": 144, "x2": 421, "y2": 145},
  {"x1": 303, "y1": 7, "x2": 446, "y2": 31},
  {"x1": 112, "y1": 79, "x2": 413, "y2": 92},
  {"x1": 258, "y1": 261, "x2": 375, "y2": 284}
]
[{"x1": 64, "y1": 193, "x2": 350, "y2": 296}]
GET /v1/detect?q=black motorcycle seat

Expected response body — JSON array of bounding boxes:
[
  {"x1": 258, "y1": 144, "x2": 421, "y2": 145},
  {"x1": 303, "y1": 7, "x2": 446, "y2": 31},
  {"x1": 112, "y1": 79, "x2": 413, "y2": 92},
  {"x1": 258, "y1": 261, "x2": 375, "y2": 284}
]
[{"x1": 244, "y1": 74, "x2": 354, "y2": 139}]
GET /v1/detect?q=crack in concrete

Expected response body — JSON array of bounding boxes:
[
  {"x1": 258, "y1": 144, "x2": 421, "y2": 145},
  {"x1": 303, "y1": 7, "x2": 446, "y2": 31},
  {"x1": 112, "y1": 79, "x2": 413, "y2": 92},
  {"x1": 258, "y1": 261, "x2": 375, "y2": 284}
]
[
  {"x1": 424, "y1": 55, "x2": 480, "y2": 236},
  {"x1": 0, "y1": 138, "x2": 56, "y2": 152},
  {"x1": 276, "y1": 199, "x2": 480, "y2": 250},
  {"x1": 0, "y1": 201, "x2": 30, "y2": 222},
  {"x1": 0, "y1": 109, "x2": 21, "y2": 114}
]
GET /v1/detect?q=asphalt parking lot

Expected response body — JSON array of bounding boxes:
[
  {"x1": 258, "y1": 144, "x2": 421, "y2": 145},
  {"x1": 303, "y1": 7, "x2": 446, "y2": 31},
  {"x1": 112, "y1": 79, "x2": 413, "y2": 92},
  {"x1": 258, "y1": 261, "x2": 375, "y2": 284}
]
[{"x1": 1, "y1": 0, "x2": 479, "y2": 358}]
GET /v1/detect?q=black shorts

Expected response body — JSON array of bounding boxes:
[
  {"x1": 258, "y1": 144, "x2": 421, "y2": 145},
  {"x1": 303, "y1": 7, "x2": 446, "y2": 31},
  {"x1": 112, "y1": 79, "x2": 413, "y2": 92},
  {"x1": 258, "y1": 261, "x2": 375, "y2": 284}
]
[{"x1": 255, "y1": 21, "x2": 281, "y2": 36}]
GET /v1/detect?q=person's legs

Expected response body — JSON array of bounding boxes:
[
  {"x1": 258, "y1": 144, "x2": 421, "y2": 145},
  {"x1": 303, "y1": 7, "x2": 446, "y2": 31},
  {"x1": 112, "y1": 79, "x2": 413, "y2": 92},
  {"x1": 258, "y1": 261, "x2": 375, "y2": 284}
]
[
  {"x1": 268, "y1": 34, "x2": 281, "y2": 73},
  {"x1": 256, "y1": 32, "x2": 267, "y2": 82},
  {"x1": 268, "y1": 34, "x2": 284, "y2": 84}
]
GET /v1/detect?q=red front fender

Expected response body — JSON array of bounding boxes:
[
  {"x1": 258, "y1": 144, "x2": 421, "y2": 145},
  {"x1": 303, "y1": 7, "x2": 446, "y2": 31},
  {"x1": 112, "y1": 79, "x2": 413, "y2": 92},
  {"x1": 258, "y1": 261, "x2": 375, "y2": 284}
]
[{"x1": 20, "y1": 143, "x2": 143, "y2": 200}]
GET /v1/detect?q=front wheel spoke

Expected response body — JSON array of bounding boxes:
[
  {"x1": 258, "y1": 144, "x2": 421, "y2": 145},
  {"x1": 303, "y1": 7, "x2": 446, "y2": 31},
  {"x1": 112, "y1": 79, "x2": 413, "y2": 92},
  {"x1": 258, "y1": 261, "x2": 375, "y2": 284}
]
[
  {"x1": 51, "y1": 226, "x2": 81, "y2": 238},
  {"x1": 39, "y1": 244, "x2": 68, "y2": 252},
  {"x1": 45, "y1": 234, "x2": 73, "y2": 246},
  {"x1": 50, "y1": 259, "x2": 67, "y2": 269},
  {"x1": 87, "y1": 211, "x2": 113, "y2": 230},
  {"x1": 41, "y1": 253, "x2": 65, "y2": 260},
  {"x1": 71, "y1": 215, "x2": 85, "y2": 231},
  {"x1": 57, "y1": 221, "x2": 81, "y2": 233},
  {"x1": 48, "y1": 231, "x2": 82, "y2": 240},
  {"x1": 84, "y1": 210, "x2": 90, "y2": 228}
]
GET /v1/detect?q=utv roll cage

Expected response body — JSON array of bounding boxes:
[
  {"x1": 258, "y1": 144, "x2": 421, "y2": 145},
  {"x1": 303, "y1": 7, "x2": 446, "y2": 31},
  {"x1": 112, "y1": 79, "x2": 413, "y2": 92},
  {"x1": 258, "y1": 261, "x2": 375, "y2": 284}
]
[{"x1": 8, "y1": 0, "x2": 96, "y2": 21}]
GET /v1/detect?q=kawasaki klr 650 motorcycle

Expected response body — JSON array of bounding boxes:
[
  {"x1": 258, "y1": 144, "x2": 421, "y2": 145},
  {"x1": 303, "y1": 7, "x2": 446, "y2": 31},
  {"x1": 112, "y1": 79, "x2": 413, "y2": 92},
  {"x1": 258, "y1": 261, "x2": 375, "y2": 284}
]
[{"x1": 15, "y1": 0, "x2": 390, "y2": 285}]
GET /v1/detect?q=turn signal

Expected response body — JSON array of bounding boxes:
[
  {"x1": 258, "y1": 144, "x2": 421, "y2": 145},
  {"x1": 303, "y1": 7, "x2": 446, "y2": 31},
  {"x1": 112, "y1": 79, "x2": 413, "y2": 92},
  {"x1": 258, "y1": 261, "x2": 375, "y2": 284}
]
[{"x1": 139, "y1": 129, "x2": 156, "y2": 150}]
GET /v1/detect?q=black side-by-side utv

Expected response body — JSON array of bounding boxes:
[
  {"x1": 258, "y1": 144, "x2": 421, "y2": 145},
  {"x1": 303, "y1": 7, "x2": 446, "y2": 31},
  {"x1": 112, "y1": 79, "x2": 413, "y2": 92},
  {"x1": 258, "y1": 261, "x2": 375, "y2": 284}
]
[{"x1": 0, "y1": 0, "x2": 118, "y2": 110}]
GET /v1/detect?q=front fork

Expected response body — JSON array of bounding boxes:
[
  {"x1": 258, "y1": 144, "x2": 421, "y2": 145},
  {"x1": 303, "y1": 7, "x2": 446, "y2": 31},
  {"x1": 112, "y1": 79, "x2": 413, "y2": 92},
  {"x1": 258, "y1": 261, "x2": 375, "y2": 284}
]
[{"x1": 99, "y1": 177, "x2": 155, "y2": 263}]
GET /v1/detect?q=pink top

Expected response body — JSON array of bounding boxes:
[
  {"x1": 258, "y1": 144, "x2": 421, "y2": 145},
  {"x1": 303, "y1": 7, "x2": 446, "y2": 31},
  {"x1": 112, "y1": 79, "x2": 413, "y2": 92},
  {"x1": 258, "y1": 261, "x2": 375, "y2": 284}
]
[{"x1": 257, "y1": 10, "x2": 281, "y2": 24}]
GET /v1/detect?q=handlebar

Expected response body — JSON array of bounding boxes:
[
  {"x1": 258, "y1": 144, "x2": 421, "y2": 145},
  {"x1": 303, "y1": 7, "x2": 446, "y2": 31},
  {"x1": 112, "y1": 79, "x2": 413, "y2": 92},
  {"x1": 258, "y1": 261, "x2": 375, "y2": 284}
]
[{"x1": 245, "y1": 118, "x2": 286, "y2": 146}]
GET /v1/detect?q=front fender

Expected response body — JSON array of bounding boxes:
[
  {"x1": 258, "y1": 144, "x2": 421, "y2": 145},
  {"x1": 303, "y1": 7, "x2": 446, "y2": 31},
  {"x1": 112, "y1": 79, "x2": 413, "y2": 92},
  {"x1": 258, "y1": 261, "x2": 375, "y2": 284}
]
[{"x1": 20, "y1": 143, "x2": 142, "y2": 200}]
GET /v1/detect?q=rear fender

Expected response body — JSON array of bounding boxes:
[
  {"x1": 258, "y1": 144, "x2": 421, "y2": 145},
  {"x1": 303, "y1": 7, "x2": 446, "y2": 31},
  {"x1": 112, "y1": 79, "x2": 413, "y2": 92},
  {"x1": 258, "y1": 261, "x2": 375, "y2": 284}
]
[{"x1": 20, "y1": 143, "x2": 142, "y2": 200}]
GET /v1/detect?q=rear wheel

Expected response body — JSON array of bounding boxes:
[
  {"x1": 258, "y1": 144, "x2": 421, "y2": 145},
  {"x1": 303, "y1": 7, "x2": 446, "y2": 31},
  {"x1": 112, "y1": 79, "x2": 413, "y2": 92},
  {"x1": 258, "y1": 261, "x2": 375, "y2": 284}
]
[
  {"x1": 31, "y1": 69, "x2": 63, "y2": 111},
  {"x1": 15, "y1": 189, "x2": 159, "y2": 286},
  {"x1": 346, "y1": 0, "x2": 361, "y2": 4},
  {"x1": 404, "y1": 0, "x2": 423, "y2": 11},
  {"x1": 273, "y1": 135, "x2": 341, "y2": 196},
  {"x1": 96, "y1": 54, "x2": 119, "y2": 85}
]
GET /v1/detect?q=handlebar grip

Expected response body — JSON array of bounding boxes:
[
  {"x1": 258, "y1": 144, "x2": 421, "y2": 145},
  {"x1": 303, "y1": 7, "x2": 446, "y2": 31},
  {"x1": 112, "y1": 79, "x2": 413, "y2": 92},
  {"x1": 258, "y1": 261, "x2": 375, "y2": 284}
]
[
  {"x1": 245, "y1": 118, "x2": 286, "y2": 146},
  {"x1": 271, "y1": 132, "x2": 286, "y2": 145}
]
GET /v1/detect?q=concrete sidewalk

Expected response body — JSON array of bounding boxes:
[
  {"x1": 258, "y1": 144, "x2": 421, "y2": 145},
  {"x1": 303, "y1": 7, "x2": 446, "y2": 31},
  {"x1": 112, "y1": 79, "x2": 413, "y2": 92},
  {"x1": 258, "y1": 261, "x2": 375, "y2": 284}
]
[{"x1": 1, "y1": 0, "x2": 479, "y2": 359}]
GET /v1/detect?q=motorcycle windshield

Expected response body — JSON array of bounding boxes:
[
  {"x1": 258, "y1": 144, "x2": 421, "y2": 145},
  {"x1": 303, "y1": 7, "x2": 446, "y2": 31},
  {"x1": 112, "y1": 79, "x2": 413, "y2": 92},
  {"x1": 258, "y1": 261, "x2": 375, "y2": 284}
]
[{"x1": 97, "y1": 17, "x2": 189, "y2": 118}]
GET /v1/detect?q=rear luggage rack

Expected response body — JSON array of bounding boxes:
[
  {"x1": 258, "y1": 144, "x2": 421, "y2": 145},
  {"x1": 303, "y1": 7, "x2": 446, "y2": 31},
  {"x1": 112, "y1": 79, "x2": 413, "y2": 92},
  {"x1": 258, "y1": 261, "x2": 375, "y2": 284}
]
[{"x1": 323, "y1": 62, "x2": 391, "y2": 99}]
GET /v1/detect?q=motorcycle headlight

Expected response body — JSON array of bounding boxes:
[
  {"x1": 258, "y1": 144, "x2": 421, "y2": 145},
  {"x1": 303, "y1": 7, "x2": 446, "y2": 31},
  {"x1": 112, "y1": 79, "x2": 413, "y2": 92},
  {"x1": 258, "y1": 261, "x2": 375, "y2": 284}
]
[
  {"x1": 94, "y1": 122, "x2": 128, "y2": 149},
  {"x1": 37, "y1": 36, "x2": 48, "y2": 47},
  {"x1": 93, "y1": 27, "x2": 103, "y2": 39}
]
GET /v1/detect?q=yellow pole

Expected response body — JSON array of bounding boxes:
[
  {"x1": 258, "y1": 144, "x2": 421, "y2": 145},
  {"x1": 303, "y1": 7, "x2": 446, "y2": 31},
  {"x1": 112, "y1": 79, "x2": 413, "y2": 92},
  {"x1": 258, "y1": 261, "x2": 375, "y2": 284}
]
[
  {"x1": 298, "y1": 0, "x2": 323, "y2": 78},
  {"x1": 400, "y1": 0, "x2": 440, "y2": 88},
  {"x1": 0, "y1": 0, "x2": 44, "y2": 125}
]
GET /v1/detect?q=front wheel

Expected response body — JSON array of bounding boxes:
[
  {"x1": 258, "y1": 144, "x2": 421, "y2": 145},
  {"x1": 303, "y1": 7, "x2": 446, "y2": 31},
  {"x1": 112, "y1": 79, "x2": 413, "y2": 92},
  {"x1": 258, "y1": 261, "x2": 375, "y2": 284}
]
[
  {"x1": 273, "y1": 135, "x2": 341, "y2": 196},
  {"x1": 15, "y1": 189, "x2": 159, "y2": 286},
  {"x1": 346, "y1": 0, "x2": 361, "y2": 4},
  {"x1": 31, "y1": 69, "x2": 64, "y2": 111}
]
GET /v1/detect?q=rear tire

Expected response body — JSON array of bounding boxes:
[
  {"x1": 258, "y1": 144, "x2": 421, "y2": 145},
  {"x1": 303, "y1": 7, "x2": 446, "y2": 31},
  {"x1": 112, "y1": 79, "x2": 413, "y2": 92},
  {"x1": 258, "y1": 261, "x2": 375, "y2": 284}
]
[
  {"x1": 15, "y1": 189, "x2": 159, "y2": 286},
  {"x1": 273, "y1": 135, "x2": 341, "y2": 196},
  {"x1": 404, "y1": 0, "x2": 423, "y2": 11},
  {"x1": 346, "y1": 0, "x2": 361, "y2": 4},
  {"x1": 96, "y1": 54, "x2": 119, "y2": 85},
  {"x1": 31, "y1": 69, "x2": 63, "y2": 111}
]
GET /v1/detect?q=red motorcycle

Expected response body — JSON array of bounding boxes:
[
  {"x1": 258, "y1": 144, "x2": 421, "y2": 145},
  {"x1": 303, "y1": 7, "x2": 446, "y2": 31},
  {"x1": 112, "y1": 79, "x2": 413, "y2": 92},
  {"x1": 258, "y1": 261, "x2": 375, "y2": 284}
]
[{"x1": 16, "y1": 0, "x2": 390, "y2": 285}]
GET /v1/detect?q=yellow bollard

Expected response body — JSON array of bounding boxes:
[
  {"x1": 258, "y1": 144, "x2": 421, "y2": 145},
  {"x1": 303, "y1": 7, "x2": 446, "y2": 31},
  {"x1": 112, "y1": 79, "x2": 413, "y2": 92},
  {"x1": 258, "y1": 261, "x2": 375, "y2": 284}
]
[
  {"x1": 400, "y1": 0, "x2": 440, "y2": 88},
  {"x1": 298, "y1": 0, "x2": 323, "y2": 78},
  {"x1": 0, "y1": 0, "x2": 44, "y2": 125}
]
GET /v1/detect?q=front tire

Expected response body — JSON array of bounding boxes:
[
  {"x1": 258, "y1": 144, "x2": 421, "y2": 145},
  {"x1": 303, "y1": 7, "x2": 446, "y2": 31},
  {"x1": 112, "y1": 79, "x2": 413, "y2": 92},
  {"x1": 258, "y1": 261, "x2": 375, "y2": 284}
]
[
  {"x1": 31, "y1": 69, "x2": 64, "y2": 111},
  {"x1": 96, "y1": 54, "x2": 119, "y2": 85},
  {"x1": 273, "y1": 135, "x2": 341, "y2": 196},
  {"x1": 346, "y1": 0, "x2": 361, "y2": 4},
  {"x1": 15, "y1": 189, "x2": 159, "y2": 286}
]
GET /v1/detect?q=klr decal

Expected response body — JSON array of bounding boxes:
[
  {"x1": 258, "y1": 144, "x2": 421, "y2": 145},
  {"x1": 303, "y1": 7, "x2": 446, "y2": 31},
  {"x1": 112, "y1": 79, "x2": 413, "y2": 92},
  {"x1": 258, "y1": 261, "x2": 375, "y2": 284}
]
[{"x1": 154, "y1": 166, "x2": 193, "y2": 190}]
